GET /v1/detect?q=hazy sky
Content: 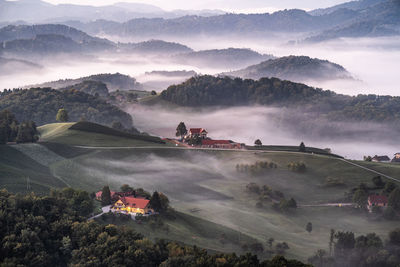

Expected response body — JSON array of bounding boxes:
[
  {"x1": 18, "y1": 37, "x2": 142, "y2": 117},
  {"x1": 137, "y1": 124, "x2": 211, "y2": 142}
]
[{"x1": 40, "y1": 0, "x2": 351, "y2": 12}]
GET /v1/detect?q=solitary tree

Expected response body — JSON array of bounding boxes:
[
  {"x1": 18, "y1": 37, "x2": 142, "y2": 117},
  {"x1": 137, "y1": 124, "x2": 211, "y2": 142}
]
[
  {"x1": 151, "y1": 90, "x2": 157, "y2": 95},
  {"x1": 388, "y1": 188, "x2": 400, "y2": 211},
  {"x1": 175, "y1": 122, "x2": 187, "y2": 140},
  {"x1": 306, "y1": 222, "x2": 313, "y2": 233},
  {"x1": 267, "y1": 238, "x2": 274, "y2": 249},
  {"x1": 101, "y1": 186, "x2": 111, "y2": 206},
  {"x1": 56, "y1": 108, "x2": 69, "y2": 122},
  {"x1": 353, "y1": 188, "x2": 368, "y2": 208},
  {"x1": 254, "y1": 139, "x2": 262, "y2": 146},
  {"x1": 299, "y1": 142, "x2": 306, "y2": 152},
  {"x1": 149, "y1": 191, "x2": 162, "y2": 212},
  {"x1": 120, "y1": 184, "x2": 134, "y2": 193}
]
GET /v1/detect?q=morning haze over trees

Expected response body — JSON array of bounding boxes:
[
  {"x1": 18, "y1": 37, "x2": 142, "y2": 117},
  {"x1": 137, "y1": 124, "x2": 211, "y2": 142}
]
[{"x1": 1, "y1": 0, "x2": 400, "y2": 266}]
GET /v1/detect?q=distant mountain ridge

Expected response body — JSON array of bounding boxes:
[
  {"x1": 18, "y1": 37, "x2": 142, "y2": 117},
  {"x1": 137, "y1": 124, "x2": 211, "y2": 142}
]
[
  {"x1": 224, "y1": 56, "x2": 353, "y2": 82},
  {"x1": 25, "y1": 73, "x2": 142, "y2": 92},
  {"x1": 60, "y1": 0, "x2": 399, "y2": 41},
  {"x1": 174, "y1": 48, "x2": 274, "y2": 69},
  {"x1": 0, "y1": 0, "x2": 225, "y2": 23},
  {"x1": 0, "y1": 24, "x2": 194, "y2": 57}
]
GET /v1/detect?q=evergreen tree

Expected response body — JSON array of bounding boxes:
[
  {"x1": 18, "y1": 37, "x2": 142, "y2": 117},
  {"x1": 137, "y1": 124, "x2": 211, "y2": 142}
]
[
  {"x1": 56, "y1": 108, "x2": 69, "y2": 122},
  {"x1": 149, "y1": 191, "x2": 162, "y2": 212},
  {"x1": 306, "y1": 222, "x2": 313, "y2": 233},
  {"x1": 299, "y1": 142, "x2": 306, "y2": 152},
  {"x1": 388, "y1": 188, "x2": 400, "y2": 211},
  {"x1": 101, "y1": 186, "x2": 112, "y2": 206},
  {"x1": 254, "y1": 139, "x2": 262, "y2": 146},
  {"x1": 175, "y1": 122, "x2": 187, "y2": 140},
  {"x1": 0, "y1": 124, "x2": 7, "y2": 144}
]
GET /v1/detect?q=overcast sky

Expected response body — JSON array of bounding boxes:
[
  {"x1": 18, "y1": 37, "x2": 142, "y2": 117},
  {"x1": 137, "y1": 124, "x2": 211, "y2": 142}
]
[{"x1": 40, "y1": 0, "x2": 352, "y2": 12}]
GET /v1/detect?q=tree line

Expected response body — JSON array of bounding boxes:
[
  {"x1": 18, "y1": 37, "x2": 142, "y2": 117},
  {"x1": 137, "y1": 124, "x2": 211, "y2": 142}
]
[
  {"x1": 0, "y1": 109, "x2": 39, "y2": 144},
  {"x1": 160, "y1": 75, "x2": 400, "y2": 123},
  {"x1": 0, "y1": 188, "x2": 310, "y2": 266}
]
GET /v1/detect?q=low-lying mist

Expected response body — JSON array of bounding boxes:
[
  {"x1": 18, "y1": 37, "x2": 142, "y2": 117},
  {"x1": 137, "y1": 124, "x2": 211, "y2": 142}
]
[
  {"x1": 1, "y1": 35, "x2": 399, "y2": 97},
  {"x1": 127, "y1": 104, "x2": 399, "y2": 160}
]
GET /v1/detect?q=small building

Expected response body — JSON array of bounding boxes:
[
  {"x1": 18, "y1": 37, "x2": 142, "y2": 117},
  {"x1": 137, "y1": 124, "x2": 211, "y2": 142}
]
[
  {"x1": 111, "y1": 196, "x2": 154, "y2": 214},
  {"x1": 392, "y1": 153, "x2": 400, "y2": 163},
  {"x1": 96, "y1": 190, "x2": 116, "y2": 201},
  {"x1": 201, "y1": 139, "x2": 242, "y2": 149},
  {"x1": 187, "y1": 128, "x2": 208, "y2": 139},
  {"x1": 372, "y1": 155, "x2": 391, "y2": 162},
  {"x1": 367, "y1": 195, "x2": 388, "y2": 212}
]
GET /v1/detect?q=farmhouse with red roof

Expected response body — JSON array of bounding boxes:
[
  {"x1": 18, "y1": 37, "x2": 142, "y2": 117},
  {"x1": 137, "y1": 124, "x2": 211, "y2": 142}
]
[
  {"x1": 367, "y1": 194, "x2": 388, "y2": 212},
  {"x1": 111, "y1": 196, "x2": 154, "y2": 214},
  {"x1": 201, "y1": 139, "x2": 242, "y2": 149},
  {"x1": 187, "y1": 128, "x2": 208, "y2": 139}
]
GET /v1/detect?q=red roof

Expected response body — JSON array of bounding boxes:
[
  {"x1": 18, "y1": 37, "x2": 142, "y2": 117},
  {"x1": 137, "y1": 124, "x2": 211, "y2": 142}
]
[
  {"x1": 120, "y1": 196, "x2": 150, "y2": 209},
  {"x1": 190, "y1": 128, "x2": 202, "y2": 134},
  {"x1": 202, "y1": 140, "x2": 231, "y2": 145},
  {"x1": 96, "y1": 190, "x2": 116, "y2": 198},
  {"x1": 368, "y1": 195, "x2": 388, "y2": 205}
]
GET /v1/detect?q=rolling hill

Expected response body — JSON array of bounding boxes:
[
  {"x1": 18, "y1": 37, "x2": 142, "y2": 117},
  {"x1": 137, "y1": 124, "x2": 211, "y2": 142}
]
[
  {"x1": 0, "y1": 87, "x2": 134, "y2": 128},
  {"x1": 0, "y1": 127, "x2": 399, "y2": 260},
  {"x1": 174, "y1": 48, "x2": 274, "y2": 69},
  {"x1": 26, "y1": 73, "x2": 142, "y2": 92},
  {"x1": 224, "y1": 56, "x2": 353, "y2": 82}
]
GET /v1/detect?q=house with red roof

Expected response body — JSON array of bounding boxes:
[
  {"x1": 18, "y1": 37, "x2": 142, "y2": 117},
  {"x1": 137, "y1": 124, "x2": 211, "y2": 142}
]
[
  {"x1": 187, "y1": 128, "x2": 208, "y2": 139},
  {"x1": 367, "y1": 194, "x2": 388, "y2": 212},
  {"x1": 201, "y1": 139, "x2": 242, "y2": 149},
  {"x1": 111, "y1": 196, "x2": 154, "y2": 214}
]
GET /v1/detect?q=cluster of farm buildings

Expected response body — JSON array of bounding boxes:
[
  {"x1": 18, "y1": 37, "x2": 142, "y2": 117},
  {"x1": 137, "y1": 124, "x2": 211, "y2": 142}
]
[
  {"x1": 96, "y1": 190, "x2": 154, "y2": 215},
  {"x1": 367, "y1": 194, "x2": 388, "y2": 213},
  {"x1": 183, "y1": 127, "x2": 244, "y2": 149},
  {"x1": 372, "y1": 153, "x2": 400, "y2": 163}
]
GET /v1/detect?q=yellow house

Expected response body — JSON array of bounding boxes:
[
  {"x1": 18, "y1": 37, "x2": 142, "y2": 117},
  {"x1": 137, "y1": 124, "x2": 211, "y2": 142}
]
[{"x1": 112, "y1": 196, "x2": 153, "y2": 214}]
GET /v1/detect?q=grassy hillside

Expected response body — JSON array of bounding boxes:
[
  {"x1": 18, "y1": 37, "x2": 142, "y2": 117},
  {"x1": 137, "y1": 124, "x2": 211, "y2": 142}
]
[
  {"x1": 45, "y1": 147, "x2": 400, "y2": 260},
  {"x1": 38, "y1": 122, "x2": 167, "y2": 147},
  {"x1": 0, "y1": 129, "x2": 399, "y2": 260}
]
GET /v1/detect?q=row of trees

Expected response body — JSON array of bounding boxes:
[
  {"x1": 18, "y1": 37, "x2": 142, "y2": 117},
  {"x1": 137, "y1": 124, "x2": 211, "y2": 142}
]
[
  {"x1": 0, "y1": 110, "x2": 39, "y2": 144},
  {"x1": 287, "y1": 162, "x2": 307, "y2": 173},
  {"x1": 237, "y1": 161, "x2": 278, "y2": 175},
  {"x1": 0, "y1": 188, "x2": 309, "y2": 266},
  {"x1": 308, "y1": 228, "x2": 400, "y2": 267}
]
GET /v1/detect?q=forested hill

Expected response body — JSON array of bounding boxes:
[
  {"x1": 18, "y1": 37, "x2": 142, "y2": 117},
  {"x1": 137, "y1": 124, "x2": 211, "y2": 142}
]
[
  {"x1": 159, "y1": 75, "x2": 400, "y2": 122},
  {"x1": 160, "y1": 75, "x2": 333, "y2": 106},
  {"x1": 0, "y1": 88, "x2": 133, "y2": 128},
  {"x1": 225, "y1": 56, "x2": 353, "y2": 82}
]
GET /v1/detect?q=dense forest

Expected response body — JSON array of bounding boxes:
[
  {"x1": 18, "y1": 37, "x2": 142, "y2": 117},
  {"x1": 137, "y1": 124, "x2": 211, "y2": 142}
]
[
  {"x1": 0, "y1": 109, "x2": 39, "y2": 144},
  {"x1": 0, "y1": 87, "x2": 133, "y2": 128},
  {"x1": 0, "y1": 189, "x2": 310, "y2": 267},
  {"x1": 160, "y1": 75, "x2": 400, "y2": 123},
  {"x1": 225, "y1": 56, "x2": 352, "y2": 82}
]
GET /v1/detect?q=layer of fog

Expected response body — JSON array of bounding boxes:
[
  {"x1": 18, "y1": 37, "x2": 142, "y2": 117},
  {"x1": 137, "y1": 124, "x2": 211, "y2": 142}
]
[
  {"x1": 127, "y1": 104, "x2": 399, "y2": 160},
  {"x1": 2, "y1": 35, "x2": 399, "y2": 96}
]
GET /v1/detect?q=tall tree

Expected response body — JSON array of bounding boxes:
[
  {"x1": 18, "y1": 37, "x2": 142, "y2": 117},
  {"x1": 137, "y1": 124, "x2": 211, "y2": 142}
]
[
  {"x1": 254, "y1": 139, "x2": 262, "y2": 146},
  {"x1": 306, "y1": 222, "x2": 313, "y2": 233},
  {"x1": 149, "y1": 191, "x2": 162, "y2": 212},
  {"x1": 101, "y1": 186, "x2": 112, "y2": 206},
  {"x1": 56, "y1": 108, "x2": 69, "y2": 122},
  {"x1": 388, "y1": 188, "x2": 400, "y2": 211},
  {"x1": 299, "y1": 142, "x2": 306, "y2": 152},
  {"x1": 175, "y1": 122, "x2": 187, "y2": 140}
]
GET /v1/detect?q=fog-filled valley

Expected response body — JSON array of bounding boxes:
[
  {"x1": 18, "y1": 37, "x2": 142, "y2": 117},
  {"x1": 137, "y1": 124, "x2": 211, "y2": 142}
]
[{"x1": 1, "y1": 0, "x2": 400, "y2": 266}]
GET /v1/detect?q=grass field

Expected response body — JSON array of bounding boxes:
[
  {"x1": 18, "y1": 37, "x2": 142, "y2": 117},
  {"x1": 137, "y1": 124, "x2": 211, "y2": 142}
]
[
  {"x1": 38, "y1": 122, "x2": 169, "y2": 147},
  {"x1": 1, "y1": 126, "x2": 400, "y2": 261}
]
